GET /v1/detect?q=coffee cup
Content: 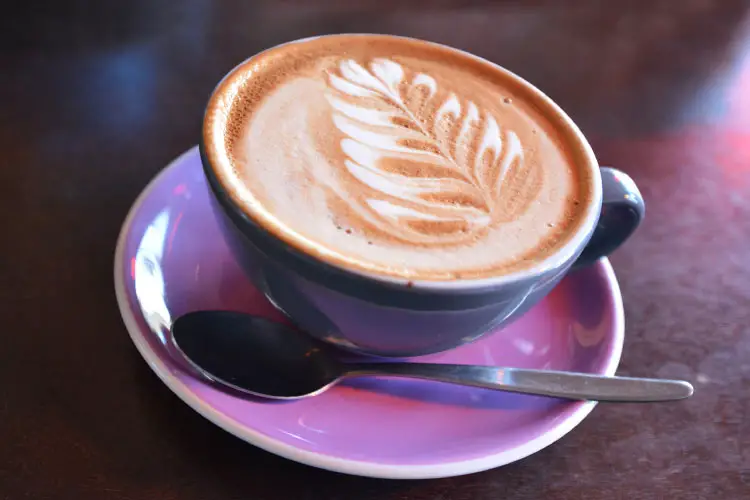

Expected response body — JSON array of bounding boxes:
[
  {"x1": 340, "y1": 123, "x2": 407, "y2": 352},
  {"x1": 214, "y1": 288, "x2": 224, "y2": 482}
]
[{"x1": 200, "y1": 34, "x2": 644, "y2": 357}]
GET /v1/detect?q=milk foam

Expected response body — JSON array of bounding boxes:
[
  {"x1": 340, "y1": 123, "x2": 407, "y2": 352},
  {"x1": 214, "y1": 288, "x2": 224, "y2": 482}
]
[
  {"x1": 208, "y1": 36, "x2": 592, "y2": 280},
  {"x1": 326, "y1": 58, "x2": 528, "y2": 244}
]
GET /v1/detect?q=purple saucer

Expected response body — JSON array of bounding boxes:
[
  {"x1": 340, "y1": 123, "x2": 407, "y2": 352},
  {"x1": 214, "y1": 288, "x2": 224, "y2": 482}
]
[{"x1": 114, "y1": 147, "x2": 624, "y2": 479}]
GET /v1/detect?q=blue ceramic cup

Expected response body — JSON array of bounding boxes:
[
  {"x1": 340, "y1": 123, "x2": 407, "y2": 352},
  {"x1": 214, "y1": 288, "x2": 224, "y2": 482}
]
[{"x1": 200, "y1": 36, "x2": 644, "y2": 357}]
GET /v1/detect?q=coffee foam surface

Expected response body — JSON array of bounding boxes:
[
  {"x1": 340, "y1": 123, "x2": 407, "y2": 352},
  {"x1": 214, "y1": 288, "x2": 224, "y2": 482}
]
[{"x1": 206, "y1": 35, "x2": 594, "y2": 280}]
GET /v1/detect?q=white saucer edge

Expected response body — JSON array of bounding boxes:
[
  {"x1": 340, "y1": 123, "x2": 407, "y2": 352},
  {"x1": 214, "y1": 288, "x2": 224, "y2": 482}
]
[{"x1": 113, "y1": 145, "x2": 625, "y2": 480}]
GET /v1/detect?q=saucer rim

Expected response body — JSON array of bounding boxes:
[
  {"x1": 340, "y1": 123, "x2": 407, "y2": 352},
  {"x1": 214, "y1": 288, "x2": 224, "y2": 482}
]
[{"x1": 114, "y1": 146, "x2": 625, "y2": 479}]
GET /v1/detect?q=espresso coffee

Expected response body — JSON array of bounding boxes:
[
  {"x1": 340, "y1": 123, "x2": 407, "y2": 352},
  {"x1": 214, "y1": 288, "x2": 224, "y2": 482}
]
[{"x1": 204, "y1": 35, "x2": 595, "y2": 280}]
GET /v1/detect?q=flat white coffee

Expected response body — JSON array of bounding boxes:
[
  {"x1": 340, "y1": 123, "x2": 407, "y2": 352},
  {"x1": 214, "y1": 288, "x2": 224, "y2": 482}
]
[{"x1": 204, "y1": 35, "x2": 594, "y2": 280}]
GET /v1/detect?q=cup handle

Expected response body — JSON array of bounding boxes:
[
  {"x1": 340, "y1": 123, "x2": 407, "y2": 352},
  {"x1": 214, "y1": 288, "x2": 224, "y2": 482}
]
[{"x1": 574, "y1": 167, "x2": 645, "y2": 267}]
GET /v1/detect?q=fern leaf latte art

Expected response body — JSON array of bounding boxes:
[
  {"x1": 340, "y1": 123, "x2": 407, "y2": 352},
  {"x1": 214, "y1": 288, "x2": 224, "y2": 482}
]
[
  {"x1": 205, "y1": 35, "x2": 595, "y2": 280},
  {"x1": 326, "y1": 58, "x2": 540, "y2": 245}
]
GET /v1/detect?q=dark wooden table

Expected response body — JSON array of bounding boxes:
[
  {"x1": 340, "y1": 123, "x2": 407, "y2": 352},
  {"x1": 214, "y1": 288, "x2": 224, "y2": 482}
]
[{"x1": 2, "y1": 1, "x2": 749, "y2": 498}]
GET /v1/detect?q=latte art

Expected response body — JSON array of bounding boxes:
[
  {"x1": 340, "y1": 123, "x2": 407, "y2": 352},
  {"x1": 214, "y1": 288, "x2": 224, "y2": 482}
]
[
  {"x1": 205, "y1": 35, "x2": 595, "y2": 280},
  {"x1": 326, "y1": 58, "x2": 540, "y2": 245}
]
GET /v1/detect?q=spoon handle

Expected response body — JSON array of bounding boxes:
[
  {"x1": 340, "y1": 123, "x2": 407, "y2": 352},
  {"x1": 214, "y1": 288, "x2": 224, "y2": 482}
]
[{"x1": 345, "y1": 363, "x2": 693, "y2": 402}]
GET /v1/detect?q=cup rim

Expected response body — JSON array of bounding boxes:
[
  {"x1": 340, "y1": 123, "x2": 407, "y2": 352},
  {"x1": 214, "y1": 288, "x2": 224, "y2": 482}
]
[{"x1": 201, "y1": 33, "x2": 602, "y2": 292}]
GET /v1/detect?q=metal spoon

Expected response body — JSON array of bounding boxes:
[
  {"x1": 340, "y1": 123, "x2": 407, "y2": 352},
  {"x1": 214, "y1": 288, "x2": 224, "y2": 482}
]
[{"x1": 170, "y1": 311, "x2": 693, "y2": 402}]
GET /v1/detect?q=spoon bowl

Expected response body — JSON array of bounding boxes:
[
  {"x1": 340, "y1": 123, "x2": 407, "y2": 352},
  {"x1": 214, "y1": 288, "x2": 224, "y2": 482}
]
[{"x1": 172, "y1": 311, "x2": 345, "y2": 398}]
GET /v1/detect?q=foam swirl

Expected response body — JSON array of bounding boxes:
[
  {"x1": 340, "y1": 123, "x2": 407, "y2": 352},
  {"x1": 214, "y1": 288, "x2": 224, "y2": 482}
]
[{"x1": 325, "y1": 58, "x2": 542, "y2": 244}]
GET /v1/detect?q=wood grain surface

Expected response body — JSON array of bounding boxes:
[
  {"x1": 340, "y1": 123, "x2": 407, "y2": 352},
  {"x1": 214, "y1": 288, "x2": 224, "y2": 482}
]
[{"x1": 1, "y1": 1, "x2": 749, "y2": 498}]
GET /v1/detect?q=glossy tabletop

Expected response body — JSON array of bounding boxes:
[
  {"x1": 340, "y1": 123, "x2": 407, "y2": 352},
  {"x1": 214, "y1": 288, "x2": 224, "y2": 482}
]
[{"x1": 1, "y1": 1, "x2": 749, "y2": 498}]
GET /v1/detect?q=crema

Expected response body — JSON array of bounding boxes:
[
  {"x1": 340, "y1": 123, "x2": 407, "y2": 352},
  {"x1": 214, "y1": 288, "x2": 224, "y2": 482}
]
[{"x1": 204, "y1": 35, "x2": 594, "y2": 280}]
